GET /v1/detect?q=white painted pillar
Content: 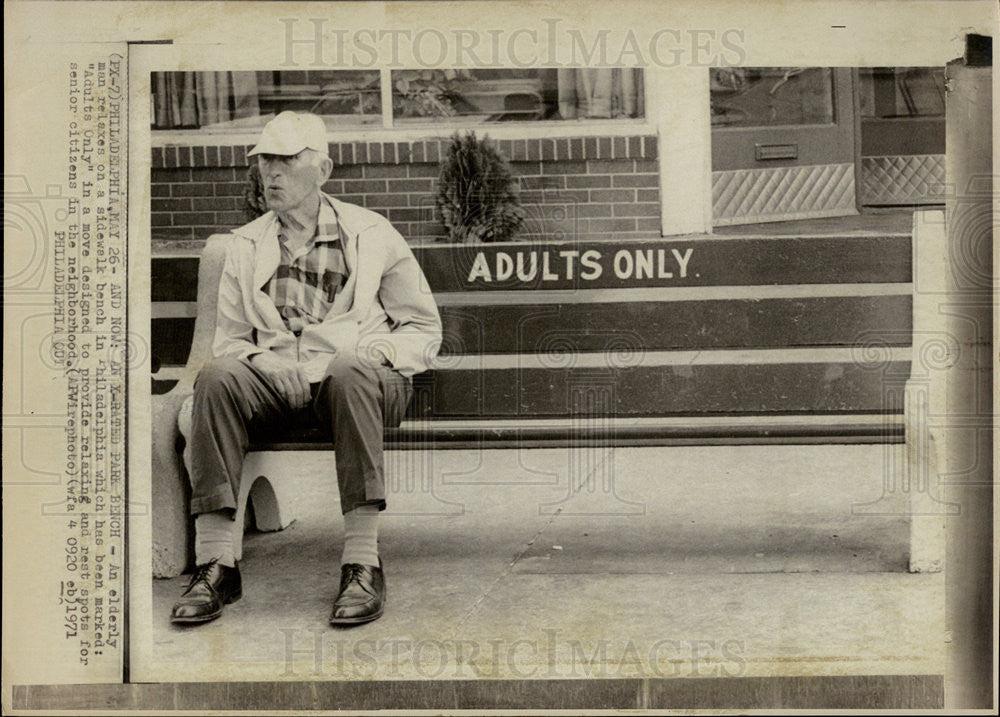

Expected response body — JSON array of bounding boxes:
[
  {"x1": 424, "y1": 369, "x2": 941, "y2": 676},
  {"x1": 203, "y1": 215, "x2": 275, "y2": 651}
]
[{"x1": 651, "y1": 67, "x2": 712, "y2": 236}]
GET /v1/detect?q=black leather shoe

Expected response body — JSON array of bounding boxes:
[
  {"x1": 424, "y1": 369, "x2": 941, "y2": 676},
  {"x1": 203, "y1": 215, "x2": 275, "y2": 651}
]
[
  {"x1": 329, "y1": 561, "x2": 385, "y2": 625},
  {"x1": 170, "y1": 559, "x2": 242, "y2": 624}
]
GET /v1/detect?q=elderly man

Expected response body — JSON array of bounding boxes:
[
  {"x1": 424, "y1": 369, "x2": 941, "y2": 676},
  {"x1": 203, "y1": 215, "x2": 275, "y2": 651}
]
[{"x1": 170, "y1": 112, "x2": 442, "y2": 626}]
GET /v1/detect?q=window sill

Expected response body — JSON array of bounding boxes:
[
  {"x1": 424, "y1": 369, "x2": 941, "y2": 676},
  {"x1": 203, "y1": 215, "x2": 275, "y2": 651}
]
[{"x1": 151, "y1": 118, "x2": 656, "y2": 148}]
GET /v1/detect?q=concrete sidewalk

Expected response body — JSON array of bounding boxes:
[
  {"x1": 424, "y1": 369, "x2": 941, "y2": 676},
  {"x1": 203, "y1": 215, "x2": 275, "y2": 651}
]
[{"x1": 146, "y1": 444, "x2": 944, "y2": 682}]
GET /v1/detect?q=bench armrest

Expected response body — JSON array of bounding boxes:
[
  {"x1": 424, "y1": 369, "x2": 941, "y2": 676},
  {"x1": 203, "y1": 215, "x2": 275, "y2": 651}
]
[{"x1": 151, "y1": 233, "x2": 230, "y2": 577}]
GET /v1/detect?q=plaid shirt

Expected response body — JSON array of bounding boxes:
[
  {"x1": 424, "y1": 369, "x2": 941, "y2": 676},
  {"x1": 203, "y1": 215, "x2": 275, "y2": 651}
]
[{"x1": 264, "y1": 200, "x2": 348, "y2": 335}]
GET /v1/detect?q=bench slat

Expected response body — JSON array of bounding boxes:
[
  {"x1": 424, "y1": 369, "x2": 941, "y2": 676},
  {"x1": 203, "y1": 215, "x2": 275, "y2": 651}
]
[
  {"x1": 155, "y1": 360, "x2": 909, "y2": 413},
  {"x1": 437, "y1": 295, "x2": 912, "y2": 354},
  {"x1": 413, "y1": 236, "x2": 912, "y2": 292},
  {"x1": 151, "y1": 235, "x2": 912, "y2": 300},
  {"x1": 153, "y1": 295, "x2": 912, "y2": 365},
  {"x1": 152, "y1": 257, "x2": 200, "y2": 302},
  {"x1": 408, "y1": 361, "x2": 909, "y2": 417}
]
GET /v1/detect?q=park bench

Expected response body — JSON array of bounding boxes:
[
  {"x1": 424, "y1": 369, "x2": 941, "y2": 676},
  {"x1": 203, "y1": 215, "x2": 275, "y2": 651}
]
[{"x1": 151, "y1": 226, "x2": 926, "y2": 579}]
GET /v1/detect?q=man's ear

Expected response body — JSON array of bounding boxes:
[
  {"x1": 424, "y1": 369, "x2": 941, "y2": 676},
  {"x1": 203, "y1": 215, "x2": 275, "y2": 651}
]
[{"x1": 318, "y1": 155, "x2": 334, "y2": 184}]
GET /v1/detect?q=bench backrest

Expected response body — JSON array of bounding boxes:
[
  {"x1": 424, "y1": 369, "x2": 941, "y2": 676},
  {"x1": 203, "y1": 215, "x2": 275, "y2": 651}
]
[{"x1": 152, "y1": 233, "x2": 912, "y2": 429}]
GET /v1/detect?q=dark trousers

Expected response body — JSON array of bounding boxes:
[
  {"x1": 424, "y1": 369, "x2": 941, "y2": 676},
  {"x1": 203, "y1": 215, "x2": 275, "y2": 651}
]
[{"x1": 187, "y1": 354, "x2": 412, "y2": 516}]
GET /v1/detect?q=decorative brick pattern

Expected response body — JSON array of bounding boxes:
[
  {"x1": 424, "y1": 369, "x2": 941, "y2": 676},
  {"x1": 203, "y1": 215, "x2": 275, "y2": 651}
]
[
  {"x1": 151, "y1": 136, "x2": 660, "y2": 242},
  {"x1": 152, "y1": 136, "x2": 657, "y2": 169}
]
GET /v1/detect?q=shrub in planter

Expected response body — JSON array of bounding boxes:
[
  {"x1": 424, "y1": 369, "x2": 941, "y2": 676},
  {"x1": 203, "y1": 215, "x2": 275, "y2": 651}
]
[{"x1": 436, "y1": 132, "x2": 525, "y2": 243}]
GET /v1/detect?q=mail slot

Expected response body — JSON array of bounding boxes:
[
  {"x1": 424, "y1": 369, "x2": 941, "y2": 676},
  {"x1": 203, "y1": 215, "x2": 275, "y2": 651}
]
[{"x1": 755, "y1": 143, "x2": 799, "y2": 160}]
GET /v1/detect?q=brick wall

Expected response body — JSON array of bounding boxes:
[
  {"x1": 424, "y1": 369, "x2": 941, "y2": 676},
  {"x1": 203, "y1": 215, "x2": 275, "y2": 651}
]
[{"x1": 151, "y1": 135, "x2": 660, "y2": 244}]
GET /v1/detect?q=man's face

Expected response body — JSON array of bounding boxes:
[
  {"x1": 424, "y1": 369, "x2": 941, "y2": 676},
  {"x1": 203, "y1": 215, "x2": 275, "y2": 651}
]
[{"x1": 257, "y1": 150, "x2": 327, "y2": 214}]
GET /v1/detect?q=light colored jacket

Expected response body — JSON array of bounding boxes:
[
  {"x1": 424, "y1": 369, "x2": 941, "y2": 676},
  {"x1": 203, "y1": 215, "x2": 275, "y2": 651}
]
[{"x1": 213, "y1": 194, "x2": 442, "y2": 381}]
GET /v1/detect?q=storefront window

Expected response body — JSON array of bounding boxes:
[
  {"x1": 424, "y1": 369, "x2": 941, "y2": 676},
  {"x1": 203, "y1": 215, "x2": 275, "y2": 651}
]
[
  {"x1": 151, "y1": 68, "x2": 645, "y2": 131},
  {"x1": 151, "y1": 71, "x2": 382, "y2": 130},
  {"x1": 391, "y1": 69, "x2": 645, "y2": 122},
  {"x1": 857, "y1": 67, "x2": 945, "y2": 118},
  {"x1": 710, "y1": 67, "x2": 835, "y2": 128}
]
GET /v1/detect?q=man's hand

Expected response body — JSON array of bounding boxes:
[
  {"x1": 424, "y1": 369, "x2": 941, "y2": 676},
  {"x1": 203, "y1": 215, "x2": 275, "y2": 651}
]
[{"x1": 250, "y1": 352, "x2": 311, "y2": 408}]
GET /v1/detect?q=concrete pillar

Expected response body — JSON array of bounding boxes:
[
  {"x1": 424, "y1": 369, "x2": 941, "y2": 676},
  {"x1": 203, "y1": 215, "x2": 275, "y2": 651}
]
[
  {"x1": 941, "y1": 36, "x2": 993, "y2": 710},
  {"x1": 904, "y1": 209, "x2": 954, "y2": 575}
]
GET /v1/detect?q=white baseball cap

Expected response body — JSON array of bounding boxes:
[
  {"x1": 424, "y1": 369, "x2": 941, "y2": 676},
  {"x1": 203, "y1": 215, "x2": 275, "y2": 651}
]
[{"x1": 248, "y1": 111, "x2": 329, "y2": 157}]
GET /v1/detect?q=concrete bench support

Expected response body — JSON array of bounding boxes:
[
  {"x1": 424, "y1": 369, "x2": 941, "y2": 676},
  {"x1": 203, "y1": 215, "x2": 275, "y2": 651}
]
[
  {"x1": 177, "y1": 395, "x2": 297, "y2": 563},
  {"x1": 902, "y1": 209, "x2": 953, "y2": 574}
]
